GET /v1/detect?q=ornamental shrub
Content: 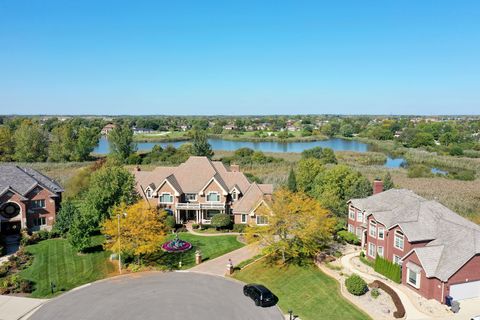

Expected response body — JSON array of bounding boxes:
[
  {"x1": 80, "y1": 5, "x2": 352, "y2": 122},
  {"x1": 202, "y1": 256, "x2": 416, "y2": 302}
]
[
  {"x1": 371, "y1": 288, "x2": 380, "y2": 299},
  {"x1": 337, "y1": 230, "x2": 360, "y2": 245},
  {"x1": 210, "y1": 214, "x2": 232, "y2": 229},
  {"x1": 374, "y1": 256, "x2": 402, "y2": 283},
  {"x1": 191, "y1": 223, "x2": 199, "y2": 229},
  {"x1": 345, "y1": 274, "x2": 368, "y2": 296},
  {"x1": 232, "y1": 224, "x2": 246, "y2": 233},
  {"x1": 165, "y1": 216, "x2": 176, "y2": 230}
]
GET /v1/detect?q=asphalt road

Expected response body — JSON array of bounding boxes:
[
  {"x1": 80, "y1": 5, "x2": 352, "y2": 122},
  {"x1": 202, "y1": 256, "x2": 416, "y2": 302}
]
[{"x1": 29, "y1": 272, "x2": 283, "y2": 320}]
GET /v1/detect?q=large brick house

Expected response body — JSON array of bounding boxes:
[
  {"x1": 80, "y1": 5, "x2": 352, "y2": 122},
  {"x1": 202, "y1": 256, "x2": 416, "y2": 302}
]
[
  {"x1": 133, "y1": 156, "x2": 273, "y2": 225},
  {"x1": 348, "y1": 186, "x2": 480, "y2": 303},
  {"x1": 0, "y1": 166, "x2": 63, "y2": 235}
]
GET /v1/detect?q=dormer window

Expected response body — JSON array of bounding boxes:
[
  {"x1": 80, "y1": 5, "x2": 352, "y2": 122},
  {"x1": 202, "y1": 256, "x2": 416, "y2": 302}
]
[
  {"x1": 231, "y1": 190, "x2": 238, "y2": 201},
  {"x1": 206, "y1": 192, "x2": 220, "y2": 202},
  {"x1": 145, "y1": 188, "x2": 152, "y2": 198}
]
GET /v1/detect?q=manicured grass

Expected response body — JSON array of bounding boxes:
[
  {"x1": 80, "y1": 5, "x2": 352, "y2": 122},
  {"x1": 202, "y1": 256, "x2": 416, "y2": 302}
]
[
  {"x1": 233, "y1": 260, "x2": 371, "y2": 320},
  {"x1": 20, "y1": 236, "x2": 115, "y2": 298},
  {"x1": 145, "y1": 233, "x2": 244, "y2": 270}
]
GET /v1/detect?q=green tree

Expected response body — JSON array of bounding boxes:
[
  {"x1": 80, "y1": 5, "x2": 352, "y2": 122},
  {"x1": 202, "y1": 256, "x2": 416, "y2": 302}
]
[
  {"x1": 382, "y1": 172, "x2": 394, "y2": 190},
  {"x1": 67, "y1": 212, "x2": 94, "y2": 252},
  {"x1": 192, "y1": 129, "x2": 213, "y2": 158},
  {"x1": 311, "y1": 165, "x2": 372, "y2": 217},
  {"x1": 109, "y1": 125, "x2": 136, "y2": 162},
  {"x1": 48, "y1": 124, "x2": 75, "y2": 162},
  {"x1": 82, "y1": 162, "x2": 138, "y2": 225},
  {"x1": 14, "y1": 121, "x2": 48, "y2": 162},
  {"x1": 0, "y1": 126, "x2": 14, "y2": 161},
  {"x1": 53, "y1": 200, "x2": 79, "y2": 236},
  {"x1": 296, "y1": 158, "x2": 324, "y2": 193},
  {"x1": 287, "y1": 168, "x2": 297, "y2": 192},
  {"x1": 211, "y1": 213, "x2": 232, "y2": 229},
  {"x1": 302, "y1": 147, "x2": 337, "y2": 164},
  {"x1": 73, "y1": 127, "x2": 99, "y2": 161}
]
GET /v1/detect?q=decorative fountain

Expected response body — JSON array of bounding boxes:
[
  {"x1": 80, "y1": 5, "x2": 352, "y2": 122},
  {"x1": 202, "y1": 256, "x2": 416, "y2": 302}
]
[{"x1": 161, "y1": 233, "x2": 192, "y2": 253}]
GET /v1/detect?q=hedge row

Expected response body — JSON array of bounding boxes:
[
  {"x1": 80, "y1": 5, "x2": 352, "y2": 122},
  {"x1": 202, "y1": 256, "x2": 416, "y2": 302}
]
[
  {"x1": 370, "y1": 280, "x2": 405, "y2": 318},
  {"x1": 374, "y1": 256, "x2": 401, "y2": 283}
]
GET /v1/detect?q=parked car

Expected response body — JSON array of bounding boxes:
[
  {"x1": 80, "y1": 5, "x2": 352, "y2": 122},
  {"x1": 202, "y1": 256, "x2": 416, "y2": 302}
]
[{"x1": 243, "y1": 284, "x2": 276, "y2": 307}]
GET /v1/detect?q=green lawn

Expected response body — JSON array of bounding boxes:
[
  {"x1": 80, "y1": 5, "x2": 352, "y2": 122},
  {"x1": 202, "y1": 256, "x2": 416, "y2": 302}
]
[
  {"x1": 233, "y1": 260, "x2": 371, "y2": 320},
  {"x1": 144, "y1": 233, "x2": 244, "y2": 269},
  {"x1": 20, "y1": 236, "x2": 115, "y2": 298}
]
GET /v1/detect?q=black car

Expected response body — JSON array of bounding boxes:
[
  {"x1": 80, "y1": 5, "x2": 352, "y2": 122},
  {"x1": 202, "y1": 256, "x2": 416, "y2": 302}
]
[{"x1": 243, "y1": 284, "x2": 277, "y2": 307}]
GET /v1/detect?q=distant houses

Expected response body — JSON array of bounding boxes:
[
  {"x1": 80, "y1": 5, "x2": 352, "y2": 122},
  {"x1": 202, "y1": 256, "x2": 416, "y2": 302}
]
[{"x1": 101, "y1": 123, "x2": 117, "y2": 135}]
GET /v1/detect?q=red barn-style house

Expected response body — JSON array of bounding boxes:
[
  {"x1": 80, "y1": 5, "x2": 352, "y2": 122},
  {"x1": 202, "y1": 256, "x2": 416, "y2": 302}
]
[
  {"x1": 0, "y1": 166, "x2": 63, "y2": 235},
  {"x1": 348, "y1": 183, "x2": 480, "y2": 303},
  {"x1": 133, "y1": 156, "x2": 273, "y2": 226}
]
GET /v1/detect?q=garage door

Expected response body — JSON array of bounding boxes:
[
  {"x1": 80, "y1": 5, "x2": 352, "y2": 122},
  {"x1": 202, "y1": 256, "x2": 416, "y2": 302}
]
[{"x1": 450, "y1": 281, "x2": 480, "y2": 300}]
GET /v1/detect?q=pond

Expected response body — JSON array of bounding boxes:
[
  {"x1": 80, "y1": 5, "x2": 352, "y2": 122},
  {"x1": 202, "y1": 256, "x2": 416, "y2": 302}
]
[{"x1": 93, "y1": 137, "x2": 407, "y2": 168}]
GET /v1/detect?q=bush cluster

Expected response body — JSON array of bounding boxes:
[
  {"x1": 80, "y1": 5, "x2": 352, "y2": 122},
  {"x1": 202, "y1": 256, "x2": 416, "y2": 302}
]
[
  {"x1": 210, "y1": 214, "x2": 232, "y2": 229},
  {"x1": 370, "y1": 280, "x2": 405, "y2": 318},
  {"x1": 345, "y1": 274, "x2": 368, "y2": 296},
  {"x1": 20, "y1": 229, "x2": 59, "y2": 246},
  {"x1": 0, "y1": 248, "x2": 35, "y2": 295},
  {"x1": 232, "y1": 224, "x2": 246, "y2": 233},
  {"x1": 0, "y1": 274, "x2": 34, "y2": 295},
  {"x1": 337, "y1": 230, "x2": 360, "y2": 245},
  {"x1": 374, "y1": 256, "x2": 401, "y2": 283}
]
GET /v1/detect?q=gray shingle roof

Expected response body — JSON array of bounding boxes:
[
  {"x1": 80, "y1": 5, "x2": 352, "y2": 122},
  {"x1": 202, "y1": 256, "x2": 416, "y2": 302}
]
[
  {"x1": 0, "y1": 165, "x2": 63, "y2": 197},
  {"x1": 350, "y1": 189, "x2": 480, "y2": 281}
]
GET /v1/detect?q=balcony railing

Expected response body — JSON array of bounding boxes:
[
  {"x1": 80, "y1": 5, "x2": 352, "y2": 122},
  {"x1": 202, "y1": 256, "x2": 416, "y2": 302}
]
[{"x1": 175, "y1": 202, "x2": 225, "y2": 210}]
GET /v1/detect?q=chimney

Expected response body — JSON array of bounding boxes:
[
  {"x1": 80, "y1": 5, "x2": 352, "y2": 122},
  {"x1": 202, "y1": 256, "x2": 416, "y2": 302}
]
[
  {"x1": 373, "y1": 178, "x2": 384, "y2": 195},
  {"x1": 230, "y1": 164, "x2": 240, "y2": 172}
]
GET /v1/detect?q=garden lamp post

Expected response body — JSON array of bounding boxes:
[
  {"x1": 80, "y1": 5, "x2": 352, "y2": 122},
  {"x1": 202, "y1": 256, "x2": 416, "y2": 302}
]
[{"x1": 117, "y1": 212, "x2": 127, "y2": 273}]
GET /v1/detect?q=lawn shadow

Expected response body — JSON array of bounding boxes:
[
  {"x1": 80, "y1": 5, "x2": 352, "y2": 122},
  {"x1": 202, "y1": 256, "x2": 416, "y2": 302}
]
[{"x1": 82, "y1": 244, "x2": 103, "y2": 254}]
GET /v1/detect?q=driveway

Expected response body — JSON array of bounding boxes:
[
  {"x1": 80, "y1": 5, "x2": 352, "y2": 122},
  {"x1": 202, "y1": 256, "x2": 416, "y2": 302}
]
[{"x1": 28, "y1": 272, "x2": 283, "y2": 320}]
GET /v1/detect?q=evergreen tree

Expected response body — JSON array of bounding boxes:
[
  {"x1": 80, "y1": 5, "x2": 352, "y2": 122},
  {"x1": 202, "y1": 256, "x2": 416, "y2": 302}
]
[
  {"x1": 287, "y1": 168, "x2": 297, "y2": 192},
  {"x1": 383, "y1": 172, "x2": 395, "y2": 191},
  {"x1": 192, "y1": 129, "x2": 213, "y2": 158},
  {"x1": 53, "y1": 200, "x2": 79, "y2": 236},
  {"x1": 67, "y1": 212, "x2": 94, "y2": 252}
]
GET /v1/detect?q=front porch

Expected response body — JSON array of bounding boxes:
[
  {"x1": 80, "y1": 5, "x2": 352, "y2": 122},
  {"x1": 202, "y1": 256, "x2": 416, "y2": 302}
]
[{"x1": 174, "y1": 203, "x2": 228, "y2": 224}]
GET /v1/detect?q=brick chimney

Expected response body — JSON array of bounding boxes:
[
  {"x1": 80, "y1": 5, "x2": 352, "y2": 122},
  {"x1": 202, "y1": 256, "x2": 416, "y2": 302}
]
[
  {"x1": 230, "y1": 164, "x2": 240, "y2": 172},
  {"x1": 373, "y1": 178, "x2": 384, "y2": 194}
]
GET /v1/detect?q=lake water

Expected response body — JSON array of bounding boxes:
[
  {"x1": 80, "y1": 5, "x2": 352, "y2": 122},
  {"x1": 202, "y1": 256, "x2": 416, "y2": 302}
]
[{"x1": 93, "y1": 137, "x2": 405, "y2": 168}]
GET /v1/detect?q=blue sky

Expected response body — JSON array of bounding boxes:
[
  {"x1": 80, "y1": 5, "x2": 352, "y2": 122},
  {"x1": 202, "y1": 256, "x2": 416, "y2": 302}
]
[{"x1": 0, "y1": 0, "x2": 479, "y2": 115}]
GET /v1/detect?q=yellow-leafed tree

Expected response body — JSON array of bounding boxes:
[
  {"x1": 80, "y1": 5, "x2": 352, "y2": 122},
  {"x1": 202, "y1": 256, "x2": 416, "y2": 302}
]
[
  {"x1": 102, "y1": 202, "x2": 168, "y2": 259},
  {"x1": 246, "y1": 188, "x2": 335, "y2": 263}
]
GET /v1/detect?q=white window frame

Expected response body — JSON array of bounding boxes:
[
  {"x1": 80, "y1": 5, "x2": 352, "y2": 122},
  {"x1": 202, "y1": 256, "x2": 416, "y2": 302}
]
[
  {"x1": 145, "y1": 188, "x2": 152, "y2": 198},
  {"x1": 378, "y1": 227, "x2": 385, "y2": 240},
  {"x1": 377, "y1": 246, "x2": 384, "y2": 257},
  {"x1": 407, "y1": 267, "x2": 421, "y2": 289},
  {"x1": 349, "y1": 208, "x2": 355, "y2": 220},
  {"x1": 206, "y1": 192, "x2": 221, "y2": 203},
  {"x1": 256, "y1": 215, "x2": 268, "y2": 225},
  {"x1": 348, "y1": 224, "x2": 354, "y2": 233},
  {"x1": 31, "y1": 199, "x2": 46, "y2": 209},
  {"x1": 241, "y1": 214, "x2": 247, "y2": 224},
  {"x1": 393, "y1": 255, "x2": 402, "y2": 265},
  {"x1": 369, "y1": 220, "x2": 377, "y2": 238},
  {"x1": 32, "y1": 216, "x2": 46, "y2": 226},
  {"x1": 186, "y1": 193, "x2": 197, "y2": 202},
  {"x1": 159, "y1": 192, "x2": 174, "y2": 204},
  {"x1": 231, "y1": 190, "x2": 238, "y2": 201},
  {"x1": 368, "y1": 242, "x2": 376, "y2": 258},
  {"x1": 394, "y1": 230, "x2": 404, "y2": 250},
  {"x1": 357, "y1": 211, "x2": 363, "y2": 222}
]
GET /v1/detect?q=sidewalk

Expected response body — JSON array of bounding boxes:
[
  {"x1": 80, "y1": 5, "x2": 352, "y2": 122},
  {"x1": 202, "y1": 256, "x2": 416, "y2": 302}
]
[
  {"x1": 190, "y1": 244, "x2": 259, "y2": 276},
  {"x1": 0, "y1": 296, "x2": 45, "y2": 320}
]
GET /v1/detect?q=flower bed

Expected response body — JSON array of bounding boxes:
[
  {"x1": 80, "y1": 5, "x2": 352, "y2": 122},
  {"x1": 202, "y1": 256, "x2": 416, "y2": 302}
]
[
  {"x1": 370, "y1": 280, "x2": 405, "y2": 318},
  {"x1": 161, "y1": 240, "x2": 192, "y2": 253}
]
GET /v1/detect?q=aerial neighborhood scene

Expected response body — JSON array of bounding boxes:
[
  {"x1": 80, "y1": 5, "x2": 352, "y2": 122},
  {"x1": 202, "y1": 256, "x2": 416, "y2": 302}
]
[{"x1": 1, "y1": 1, "x2": 480, "y2": 320}]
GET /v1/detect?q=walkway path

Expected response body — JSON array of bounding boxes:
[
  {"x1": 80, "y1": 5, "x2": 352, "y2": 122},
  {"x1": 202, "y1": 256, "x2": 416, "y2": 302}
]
[
  {"x1": 341, "y1": 252, "x2": 437, "y2": 320},
  {"x1": 190, "y1": 244, "x2": 259, "y2": 276}
]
